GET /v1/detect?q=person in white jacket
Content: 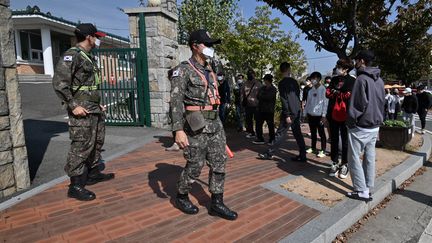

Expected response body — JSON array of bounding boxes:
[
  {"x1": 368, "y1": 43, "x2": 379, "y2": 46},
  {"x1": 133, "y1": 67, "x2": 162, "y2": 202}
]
[{"x1": 304, "y1": 72, "x2": 328, "y2": 158}]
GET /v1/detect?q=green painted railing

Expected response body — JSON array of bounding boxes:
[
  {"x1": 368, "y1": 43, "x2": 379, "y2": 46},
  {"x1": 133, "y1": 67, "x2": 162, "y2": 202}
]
[{"x1": 93, "y1": 48, "x2": 147, "y2": 126}]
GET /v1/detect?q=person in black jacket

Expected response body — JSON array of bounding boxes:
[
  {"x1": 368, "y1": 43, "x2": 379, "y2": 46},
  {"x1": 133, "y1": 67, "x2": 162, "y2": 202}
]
[
  {"x1": 416, "y1": 84, "x2": 432, "y2": 134},
  {"x1": 217, "y1": 72, "x2": 231, "y2": 124},
  {"x1": 258, "y1": 62, "x2": 307, "y2": 162},
  {"x1": 401, "y1": 87, "x2": 418, "y2": 136},
  {"x1": 326, "y1": 58, "x2": 355, "y2": 179},
  {"x1": 253, "y1": 74, "x2": 277, "y2": 145}
]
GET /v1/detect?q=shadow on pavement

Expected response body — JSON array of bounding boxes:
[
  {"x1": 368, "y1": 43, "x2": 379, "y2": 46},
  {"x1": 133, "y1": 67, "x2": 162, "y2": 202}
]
[
  {"x1": 394, "y1": 189, "x2": 432, "y2": 206},
  {"x1": 148, "y1": 163, "x2": 210, "y2": 208},
  {"x1": 24, "y1": 119, "x2": 68, "y2": 181}
]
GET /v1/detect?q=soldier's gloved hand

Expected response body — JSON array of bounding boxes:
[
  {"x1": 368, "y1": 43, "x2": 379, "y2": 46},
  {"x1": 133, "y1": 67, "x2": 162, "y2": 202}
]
[
  {"x1": 175, "y1": 130, "x2": 189, "y2": 149},
  {"x1": 72, "y1": 106, "x2": 89, "y2": 117}
]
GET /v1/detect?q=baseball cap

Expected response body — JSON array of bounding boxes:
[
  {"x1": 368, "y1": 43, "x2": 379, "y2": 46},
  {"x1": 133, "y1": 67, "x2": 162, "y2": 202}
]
[
  {"x1": 403, "y1": 87, "x2": 412, "y2": 93},
  {"x1": 188, "y1": 29, "x2": 221, "y2": 47},
  {"x1": 75, "y1": 23, "x2": 106, "y2": 38},
  {"x1": 354, "y1": 50, "x2": 375, "y2": 62}
]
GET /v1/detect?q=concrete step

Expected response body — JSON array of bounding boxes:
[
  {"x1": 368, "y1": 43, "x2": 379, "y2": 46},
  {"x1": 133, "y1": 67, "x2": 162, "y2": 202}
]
[{"x1": 18, "y1": 74, "x2": 52, "y2": 82}]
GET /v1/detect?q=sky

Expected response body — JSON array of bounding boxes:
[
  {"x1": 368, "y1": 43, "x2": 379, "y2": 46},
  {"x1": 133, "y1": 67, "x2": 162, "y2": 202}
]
[{"x1": 11, "y1": 0, "x2": 338, "y2": 75}]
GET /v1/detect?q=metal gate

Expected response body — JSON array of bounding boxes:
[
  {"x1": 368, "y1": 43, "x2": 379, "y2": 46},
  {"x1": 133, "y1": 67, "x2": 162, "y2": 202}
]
[{"x1": 93, "y1": 13, "x2": 150, "y2": 126}]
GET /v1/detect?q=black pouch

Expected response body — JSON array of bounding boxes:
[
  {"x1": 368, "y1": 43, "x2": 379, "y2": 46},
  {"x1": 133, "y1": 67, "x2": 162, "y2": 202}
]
[{"x1": 185, "y1": 111, "x2": 206, "y2": 132}]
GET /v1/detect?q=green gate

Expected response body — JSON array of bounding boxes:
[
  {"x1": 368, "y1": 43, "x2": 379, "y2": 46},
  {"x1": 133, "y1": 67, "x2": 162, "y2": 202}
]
[{"x1": 93, "y1": 13, "x2": 150, "y2": 126}]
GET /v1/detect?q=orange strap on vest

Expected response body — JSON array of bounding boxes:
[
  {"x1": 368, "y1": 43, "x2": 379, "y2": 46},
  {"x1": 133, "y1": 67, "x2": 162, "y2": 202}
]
[
  {"x1": 185, "y1": 105, "x2": 214, "y2": 111},
  {"x1": 187, "y1": 60, "x2": 221, "y2": 105}
]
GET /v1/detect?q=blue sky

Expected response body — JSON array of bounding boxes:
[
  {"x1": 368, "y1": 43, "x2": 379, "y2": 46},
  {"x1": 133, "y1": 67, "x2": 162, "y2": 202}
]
[{"x1": 11, "y1": 0, "x2": 338, "y2": 75}]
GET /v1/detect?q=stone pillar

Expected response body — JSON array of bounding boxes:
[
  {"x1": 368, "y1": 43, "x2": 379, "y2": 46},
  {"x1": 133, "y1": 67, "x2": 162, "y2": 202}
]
[
  {"x1": 124, "y1": 2, "x2": 178, "y2": 129},
  {"x1": 0, "y1": 0, "x2": 30, "y2": 198},
  {"x1": 41, "y1": 27, "x2": 54, "y2": 77},
  {"x1": 14, "y1": 30, "x2": 22, "y2": 61}
]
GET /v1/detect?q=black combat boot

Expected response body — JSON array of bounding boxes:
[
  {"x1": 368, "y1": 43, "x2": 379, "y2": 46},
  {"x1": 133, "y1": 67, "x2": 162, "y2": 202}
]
[
  {"x1": 67, "y1": 176, "x2": 96, "y2": 201},
  {"x1": 86, "y1": 167, "x2": 115, "y2": 186},
  {"x1": 175, "y1": 193, "x2": 199, "y2": 215},
  {"x1": 209, "y1": 193, "x2": 238, "y2": 220}
]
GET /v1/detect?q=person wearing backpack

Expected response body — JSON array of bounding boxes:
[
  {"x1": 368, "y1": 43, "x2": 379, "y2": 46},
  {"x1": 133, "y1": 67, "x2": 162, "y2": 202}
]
[{"x1": 326, "y1": 58, "x2": 355, "y2": 179}]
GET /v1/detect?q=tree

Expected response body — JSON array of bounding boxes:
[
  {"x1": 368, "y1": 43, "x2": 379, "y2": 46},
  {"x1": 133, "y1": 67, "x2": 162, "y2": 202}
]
[
  {"x1": 366, "y1": 1, "x2": 432, "y2": 85},
  {"x1": 222, "y1": 6, "x2": 306, "y2": 79},
  {"x1": 177, "y1": 0, "x2": 239, "y2": 44},
  {"x1": 260, "y1": 0, "x2": 406, "y2": 58},
  {"x1": 261, "y1": 0, "x2": 432, "y2": 84}
]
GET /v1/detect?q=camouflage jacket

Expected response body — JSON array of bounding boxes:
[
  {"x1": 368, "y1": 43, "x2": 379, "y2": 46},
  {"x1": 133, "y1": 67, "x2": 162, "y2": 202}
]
[
  {"x1": 52, "y1": 46, "x2": 101, "y2": 113},
  {"x1": 170, "y1": 58, "x2": 222, "y2": 133}
]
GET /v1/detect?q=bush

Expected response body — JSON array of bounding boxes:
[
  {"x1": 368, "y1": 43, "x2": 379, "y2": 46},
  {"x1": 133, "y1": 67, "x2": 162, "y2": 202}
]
[{"x1": 382, "y1": 119, "x2": 409, "y2": 128}]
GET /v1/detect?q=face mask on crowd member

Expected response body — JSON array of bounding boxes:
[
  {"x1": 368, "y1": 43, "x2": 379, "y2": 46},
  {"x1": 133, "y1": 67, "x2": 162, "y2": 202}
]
[
  {"x1": 94, "y1": 38, "x2": 101, "y2": 47},
  {"x1": 311, "y1": 79, "x2": 318, "y2": 85},
  {"x1": 335, "y1": 68, "x2": 345, "y2": 76},
  {"x1": 217, "y1": 75, "x2": 224, "y2": 81},
  {"x1": 246, "y1": 70, "x2": 255, "y2": 81}
]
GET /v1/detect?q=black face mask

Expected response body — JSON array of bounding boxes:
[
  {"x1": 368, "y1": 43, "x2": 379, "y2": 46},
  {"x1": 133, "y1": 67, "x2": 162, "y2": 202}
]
[{"x1": 247, "y1": 74, "x2": 254, "y2": 81}]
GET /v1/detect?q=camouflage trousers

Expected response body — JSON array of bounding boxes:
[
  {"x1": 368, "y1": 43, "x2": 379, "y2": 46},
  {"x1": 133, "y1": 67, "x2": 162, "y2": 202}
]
[
  {"x1": 65, "y1": 113, "x2": 105, "y2": 177},
  {"x1": 177, "y1": 129, "x2": 228, "y2": 194}
]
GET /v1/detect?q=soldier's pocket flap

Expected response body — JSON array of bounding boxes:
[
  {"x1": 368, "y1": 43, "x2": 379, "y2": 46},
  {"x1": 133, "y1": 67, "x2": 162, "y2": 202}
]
[
  {"x1": 185, "y1": 111, "x2": 206, "y2": 132},
  {"x1": 68, "y1": 116, "x2": 92, "y2": 127}
]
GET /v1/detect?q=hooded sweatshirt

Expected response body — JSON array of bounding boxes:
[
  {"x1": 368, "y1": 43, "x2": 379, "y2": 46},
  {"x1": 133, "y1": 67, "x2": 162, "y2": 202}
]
[{"x1": 347, "y1": 66, "x2": 385, "y2": 129}]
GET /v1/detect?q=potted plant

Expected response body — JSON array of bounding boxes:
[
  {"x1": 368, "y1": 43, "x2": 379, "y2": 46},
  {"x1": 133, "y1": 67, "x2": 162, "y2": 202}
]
[{"x1": 379, "y1": 119, "x2": 413, "y2": 150}]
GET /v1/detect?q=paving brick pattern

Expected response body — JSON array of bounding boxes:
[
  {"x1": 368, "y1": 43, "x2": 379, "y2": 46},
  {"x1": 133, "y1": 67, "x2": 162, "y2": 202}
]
[{"x1": 0, "y1": 128, "x2": 321, "y2": 242}]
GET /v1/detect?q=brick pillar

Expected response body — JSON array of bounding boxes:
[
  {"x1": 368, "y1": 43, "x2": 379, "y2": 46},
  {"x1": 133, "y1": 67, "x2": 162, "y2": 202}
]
[
  {"x1": 0, "y1": 0, "x2": 30, "y2": 198},
  {"x1": 124, "y1": 3, "x2": 178, "y2": 129}
]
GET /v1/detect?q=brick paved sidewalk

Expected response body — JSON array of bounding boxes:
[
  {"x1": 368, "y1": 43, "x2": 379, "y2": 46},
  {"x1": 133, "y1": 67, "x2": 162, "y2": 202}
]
[{"x1": 0, "y1": 126, "x2": 334, "y2": 242}]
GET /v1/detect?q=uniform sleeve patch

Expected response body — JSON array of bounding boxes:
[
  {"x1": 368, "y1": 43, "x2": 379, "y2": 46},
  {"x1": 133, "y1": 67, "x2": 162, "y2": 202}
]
[
  {"x1": 172, "y1": 69, "x2": 181, "y2": 77},
  {"x1": 64, "y1": 55, "x2": 73, "y2": 62}
]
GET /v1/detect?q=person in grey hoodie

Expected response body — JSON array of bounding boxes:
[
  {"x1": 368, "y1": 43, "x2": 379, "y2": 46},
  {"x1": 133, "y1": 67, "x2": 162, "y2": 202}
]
[{"x1": 346, "y1": 50, "x2": 385, "y2": 202}]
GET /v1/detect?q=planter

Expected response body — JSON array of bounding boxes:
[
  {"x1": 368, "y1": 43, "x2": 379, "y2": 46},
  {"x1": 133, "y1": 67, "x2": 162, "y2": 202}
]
[{"x1": 379, "y1": 125, "x2": 413, "y2": 150}]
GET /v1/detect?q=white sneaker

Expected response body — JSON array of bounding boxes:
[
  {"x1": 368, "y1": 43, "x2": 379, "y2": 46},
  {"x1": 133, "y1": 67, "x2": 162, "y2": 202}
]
[
  {"x1": 329, "y1": 162, "x2": 340, "y2": 177},
  {"x1": 339, "y1": 164, "x2": 349, "y2": 179},
  {"x1": 246, "y1": 133, "x2": 256, "y2": 139},
  {"x1": 306, "y1": 148, "x2": 314, "y2": 154},
  {"x1": 317, "y1": 150, "x2": 326, "y2": 158},
  {"x1": 165, "y1": 143, "x2": 180, "y2": 151}
]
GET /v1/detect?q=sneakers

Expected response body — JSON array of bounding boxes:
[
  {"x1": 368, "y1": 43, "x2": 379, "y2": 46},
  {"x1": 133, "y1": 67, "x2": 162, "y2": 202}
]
[
  {"x1": 246, "y1": 133, "x2": 256, "y2": 139},
  {"x1": 258, "y1": 151, "x2": 273, "y2": 160},
  {"x1": 339, "y1": 164, "x2": 349, "y2": 179},
  {"x1": 420, "y1": 129, "x2": 425, "y2": 134},
  {"x1": 267, "y1": 140, "x2": 275, "y2": 146},
  {"x1": 306, "y1": 148, "x2": 315, "y2": 154},
  {"x1": 329, "y1": 162, "x2": 340, "y2": 177},
  {"x1": 252, "y1": 139, "x2": 265, "y2": 145},
  {"x1": 317, "y1": 150, "x2": 326, "y2": 158},
  {"x1": 166, "y1": 143, "x2": 180, "y2": 151}
]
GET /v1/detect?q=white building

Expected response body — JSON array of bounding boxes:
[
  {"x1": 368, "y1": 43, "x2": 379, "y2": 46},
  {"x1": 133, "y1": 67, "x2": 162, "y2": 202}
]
[{"x1": 12, "y1": 6, "x2": 130, "y2": 77}]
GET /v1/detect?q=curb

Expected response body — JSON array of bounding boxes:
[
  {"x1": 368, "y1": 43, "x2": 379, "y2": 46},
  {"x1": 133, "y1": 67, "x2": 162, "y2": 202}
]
[
  {"x1": 280, "y1": 134, "x2": 432, "y2": 243},
  {"x1": 0, "y1": 129, "x2": 168, "y2": 212},
  {"x1": 418, "y1": 219, "x2": 432, "y2": 243}
]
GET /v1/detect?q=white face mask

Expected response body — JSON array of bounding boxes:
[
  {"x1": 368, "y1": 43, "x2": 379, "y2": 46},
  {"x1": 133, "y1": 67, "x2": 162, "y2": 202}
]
[
  {"x1": 95, "y1": 38, "x2": 101, "y2": 47},
  {"x1": 311, "y1": 79, "x2": 318, "y2": 85},
  {"x1": 217, "y1": 76, "x2": 223, "y2": 81},
  {"x1": 202, "y1": 47, "x2": 215, "y2": 58},
  {"x1": 237, "y1": 79, "x2": 243, "y2": 84},
  {"x1": 300, "y1": 85, "x2": 305, "y2": 89},
  {"x1": 335, "y1": 68, "x2": 344, "y2": 76}
]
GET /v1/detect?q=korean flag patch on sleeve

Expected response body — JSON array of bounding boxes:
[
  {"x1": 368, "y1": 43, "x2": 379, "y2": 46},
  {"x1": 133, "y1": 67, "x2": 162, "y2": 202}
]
[
  {"x1": 172, "y1": 69, "x2": 181, "y2": 77},
  {"x1": 64, "y1": 55, "x2": 73, "y2": 62}
]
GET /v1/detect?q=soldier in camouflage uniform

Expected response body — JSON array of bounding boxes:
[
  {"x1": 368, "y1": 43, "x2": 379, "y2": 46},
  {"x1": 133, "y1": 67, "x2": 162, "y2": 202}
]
[
  {"x1": 170, "y1": 30, "x2": 238, "y2": 220},
  {"x1": 52, "y1": 23, "x2": 115, "y2": 201}
]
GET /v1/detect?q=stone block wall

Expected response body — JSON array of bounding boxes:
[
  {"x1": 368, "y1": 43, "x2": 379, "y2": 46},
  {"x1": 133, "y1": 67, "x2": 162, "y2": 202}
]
[
  {"x1": 0, "y1": 0, "x2": 30, "y2": 198},
  {"x1": 125, "y1": 4, "x2": 178, "y2": 129}
]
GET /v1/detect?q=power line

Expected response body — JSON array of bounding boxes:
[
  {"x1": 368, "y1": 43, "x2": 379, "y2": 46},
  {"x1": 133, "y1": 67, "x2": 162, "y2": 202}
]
[{"x1": 306, "y1": 55, "x2": 337, "y2": 60}]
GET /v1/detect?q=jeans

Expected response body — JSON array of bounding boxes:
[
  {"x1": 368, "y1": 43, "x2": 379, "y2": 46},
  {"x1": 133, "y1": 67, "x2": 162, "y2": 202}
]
[
  {"x1": 328, "y1": 118, "x2": 348, "y2": 164},
  {"x1": 348, "y1": 126, "x2": 379, "y2": 191},
  {"x1": 235, "y1": 104, "x2": 244, "y2": 130},
  {"x1": 245, "y1": 106, "x2": 258, "y2": 135},
  {"x1": 256, "y1": 112, "x2": 275, "y2": 142},
  {"x1": 267, "y1": 114, "x2": 306, "y2": 158},
  {"x1": 307, "y1": 115, "x2": 326, "y2": 151}
]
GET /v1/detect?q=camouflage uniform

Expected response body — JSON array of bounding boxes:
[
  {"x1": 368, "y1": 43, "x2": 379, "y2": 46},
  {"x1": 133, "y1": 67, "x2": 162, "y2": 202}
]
[
  {"x1": 52, "y1": 46, "x2": 105, "y2": 177},
  {"x1": 170, "y1": 58, "x2": 227, "y2": 194}
]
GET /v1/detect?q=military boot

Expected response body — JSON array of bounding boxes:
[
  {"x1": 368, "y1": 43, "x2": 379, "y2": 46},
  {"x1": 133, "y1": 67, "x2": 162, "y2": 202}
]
[
  {"x1": 86, "y1": 167, "x2": 115, "y2": 186},
  {"x1": 67, "y1": 176, "x2": 96, "y2": 201},
  {"x1": 175, "y1": 193, "x2": 199, "y2": 214},
  {"x1": 209, "y1": 193, "x2": 238, "y2": 220}
]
